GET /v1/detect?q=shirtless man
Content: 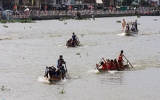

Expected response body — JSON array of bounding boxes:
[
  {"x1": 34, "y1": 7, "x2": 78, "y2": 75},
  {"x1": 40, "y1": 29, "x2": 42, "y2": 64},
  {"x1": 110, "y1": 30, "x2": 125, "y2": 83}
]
[{"x1": 122, "y1": 19, "x2": 126, "y2": 32}]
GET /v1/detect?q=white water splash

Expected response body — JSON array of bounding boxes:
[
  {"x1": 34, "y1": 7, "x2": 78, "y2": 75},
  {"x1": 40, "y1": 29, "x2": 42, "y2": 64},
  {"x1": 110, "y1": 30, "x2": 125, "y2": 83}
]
[
  {"x1": 87, "y1": 69, "x2": 100, "y2": 74},
  {"x1": 117, "y1": 33, "x2": 126, "y2": 36},
  {"x1": 37, "y1": 76, "x2": 50, "y2": 83},
  {"x1": 108, "y1": 70, "x2": 118, "y2": 74}
]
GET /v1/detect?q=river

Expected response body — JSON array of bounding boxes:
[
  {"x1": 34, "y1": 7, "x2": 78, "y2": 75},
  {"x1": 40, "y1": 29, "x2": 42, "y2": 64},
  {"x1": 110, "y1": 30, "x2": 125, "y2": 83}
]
[{"x1": 0, "y1": 16, "x2": 160, "y2": 100}]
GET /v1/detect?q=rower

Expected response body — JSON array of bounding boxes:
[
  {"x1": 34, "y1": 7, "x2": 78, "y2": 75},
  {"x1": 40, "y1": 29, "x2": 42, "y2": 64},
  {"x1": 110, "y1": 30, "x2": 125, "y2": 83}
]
[
  {"x1": 134, "y1": 19, "x2": 138, "y2": 31},
  {"x1": 113, "y1": 59, "x2": 120, "y2": 71},
  {"x1": 72, "y1": 32, "x2": 78, "y2": 46},
  {"x1": 110, "y1": 59, "x2": 115, "y2": 70},
  {"x1": 96, "y1": 61, "x2": 108, "y2": 70},
  {"x1": 44, "y1": 66, "x2": 57, "y2": 78},
  {"x1": 57, "y1": 55, "x2": 65, "y2": 68},
  {"x1": 118, "y1": 50, "x2": 124, "y2": 69},
  {"x1": 131, "y1": 24, "x2": 136, "y2": 31}
]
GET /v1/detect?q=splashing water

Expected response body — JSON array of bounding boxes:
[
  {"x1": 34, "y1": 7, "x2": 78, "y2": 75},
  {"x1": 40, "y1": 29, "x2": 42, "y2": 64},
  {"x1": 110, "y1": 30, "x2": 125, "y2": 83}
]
[{"x1": 37, "y1": 77, "x2": 50, "y2": 83}]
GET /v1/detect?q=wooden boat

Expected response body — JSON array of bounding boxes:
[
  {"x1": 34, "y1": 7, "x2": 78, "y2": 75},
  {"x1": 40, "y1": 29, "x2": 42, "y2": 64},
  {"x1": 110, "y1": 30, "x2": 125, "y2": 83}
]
[
  {"x1": 124, "y1": 30, "x2": 138, "y2": 36},
  {"x1": 45, "y1": 69, "x2": 67, "y2": 81},
  {"x1": 96, "y1": 64, "x2": 129, "y2": 72},
  {"x1": 66, "y1": 39, "x2": 80, "y2": 47}
]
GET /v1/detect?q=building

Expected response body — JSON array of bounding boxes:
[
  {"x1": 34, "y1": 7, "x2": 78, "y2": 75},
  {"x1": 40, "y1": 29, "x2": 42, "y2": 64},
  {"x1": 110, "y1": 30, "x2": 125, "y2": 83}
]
[
  {"x1": 0, "y1": 0, "x2": 112, "y2": 10},
  {"x1": 0, "y1": 0, "x2": 41, "y2": 10},
  {"x1": 103, "y1": 0, "x2": 110, "y2": 7},
  {"x1": 0, "y1": 0, "x2": 2, "y2": 7}
]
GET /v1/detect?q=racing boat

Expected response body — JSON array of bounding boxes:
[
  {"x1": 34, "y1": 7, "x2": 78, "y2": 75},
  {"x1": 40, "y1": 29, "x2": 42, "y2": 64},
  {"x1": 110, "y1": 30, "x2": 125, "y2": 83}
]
[
  {"x1": 66, "y1": 39, "x2": 80, "y2": 47},
  {"x1": 124, "y1": 30, "x2": 138, "y2": 36},
  {"x1": 96, "y1": 64, "x2": 129, "y2": 72}
]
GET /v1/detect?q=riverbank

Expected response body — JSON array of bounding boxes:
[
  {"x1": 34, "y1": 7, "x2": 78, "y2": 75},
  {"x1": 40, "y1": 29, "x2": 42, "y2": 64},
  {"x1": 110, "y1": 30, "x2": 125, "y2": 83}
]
[
  {"x1": 1, "y1": 16, "x2": 160, "y2": 100},
  {"x1": 8, "y1": 10, "x2": 160, "y2": 20},
  {"x1": 0, "y1": 16, "x2": 160, "y2": 100}
]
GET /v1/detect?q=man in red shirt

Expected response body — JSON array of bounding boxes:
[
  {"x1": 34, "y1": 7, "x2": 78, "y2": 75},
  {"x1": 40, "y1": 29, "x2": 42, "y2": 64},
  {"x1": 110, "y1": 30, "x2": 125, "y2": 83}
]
[{"x1": 96, "y1": 58, "x2": 108, "y2": 70}]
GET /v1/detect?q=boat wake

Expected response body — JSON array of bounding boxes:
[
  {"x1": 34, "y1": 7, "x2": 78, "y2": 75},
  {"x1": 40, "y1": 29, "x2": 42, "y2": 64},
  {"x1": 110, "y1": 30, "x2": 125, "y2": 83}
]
[
  {"x1": 117, "y1": 33, "x2": 126, "y2": 36},
  {"x1": 87, "y1": 69, "x2": 100, "y2": 74},
  {"x1": 108, "y1": 70, "x2": 119, "y2": 74},
  {"x1": 37, "y1": 76, "x2": 50, "y2": 83},
  {"x1": 0, "y1": 36, "x2": 12, "y2": 40},
  {"x1": 37, "y1": 76, "x2": 69, "y2": 85}
]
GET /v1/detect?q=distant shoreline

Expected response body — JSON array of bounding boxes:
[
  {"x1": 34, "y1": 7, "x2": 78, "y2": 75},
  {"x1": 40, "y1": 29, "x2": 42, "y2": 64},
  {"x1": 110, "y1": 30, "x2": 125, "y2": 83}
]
[
  {"x1": 2, "y1": 10, "x2": 159, "y2": 20},
  {"x1": 31, "y1": 13, "x2": 160, "y2": 20}
]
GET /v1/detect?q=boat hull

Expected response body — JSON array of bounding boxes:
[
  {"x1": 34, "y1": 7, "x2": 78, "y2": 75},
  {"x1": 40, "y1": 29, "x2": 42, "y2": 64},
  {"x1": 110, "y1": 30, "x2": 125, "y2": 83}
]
[
  {"x1": 96, "y1": 64, "x2": 129, "y2": 72},
  {"x1": 46, "y1": 71, "x2": 66, "y2": 81},
  {"x1": 66, "y1": 39, "x2": 80, "y2": 47},
  {"x1": 124, "y1": 30, "x2": 138, "y2": 36}
]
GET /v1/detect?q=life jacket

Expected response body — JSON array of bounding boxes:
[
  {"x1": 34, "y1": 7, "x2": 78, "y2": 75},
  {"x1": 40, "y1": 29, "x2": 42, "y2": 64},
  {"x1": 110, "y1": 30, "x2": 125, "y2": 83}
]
[
  {"x1": 118, "y1": 54, "x2": 123, "y2": 61},
  {"x1": 106, "y1": 62, "x2": 111, "y2": 70},
  {"x1": 110, "y1": 62, "x2": 116, "y2": 69}
]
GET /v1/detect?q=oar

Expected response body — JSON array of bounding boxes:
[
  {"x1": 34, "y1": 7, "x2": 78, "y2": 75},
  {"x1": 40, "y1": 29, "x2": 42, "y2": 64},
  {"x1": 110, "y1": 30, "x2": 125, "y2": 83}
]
[
  {"x1": 64, "y1": 63, "x2": 70, "y2": 79},
  {"x1": 123, "y1": 55, "x2": 134, "y2": 68},
  {"x1": 76, "y1": 37, "x2": 80, "y2": 45},
  {"x1": 65, "y1": 63, "x2": 68, "y2": 72}
]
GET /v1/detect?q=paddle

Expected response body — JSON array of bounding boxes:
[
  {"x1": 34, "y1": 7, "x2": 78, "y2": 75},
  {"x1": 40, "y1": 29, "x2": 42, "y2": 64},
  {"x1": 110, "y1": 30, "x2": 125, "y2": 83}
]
[
  {"x1": 65, "y1": 63, "x2": 67, "y2": 72},
  {"x1": 76, "y1": 37, "x2": 80, "y2": 45},
  {"x1": 64, "y1": 63, "x2": 70, "y2": 79},
  {"x1": 123, "y1": 55, "x2": 134, "y2": 68}
]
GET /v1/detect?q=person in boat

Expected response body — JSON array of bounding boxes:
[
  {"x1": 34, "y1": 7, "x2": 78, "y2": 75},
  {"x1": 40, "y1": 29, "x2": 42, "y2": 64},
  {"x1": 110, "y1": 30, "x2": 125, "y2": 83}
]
[
  {"x1": 66, "y1": 39, "x2": 72, "y2": 46},
  {"x1": 44, "y1": 66, "x2": 57, "y2": 78},
  {"x1": 125, "y1": 23, "x2": 130, "y2": 31},
  {"x1": 134, "y1": 19, "x2": 138, "y2": 31},
  {"x1": 122, "y1": 19, "x2": 126, "y2": 32},
  {"x1": 48, "y1": 67, "x2": 56, "y2": 77},
  {"x1": 106, "y1": 59, "x2": 111, "y2": 70},
  {"x1": 113, "y1": 59, "x2": 120, "y2": 71},
  {"x1": 131, "y1": 24, "x2": 136, "y2": 31},
  {"x1": 57, "y1": 55, "x2": 65, "y2": 68},
  {"x1": 118, "y1": 50, "x2": 124, "y2": 69},
  {"x1": 110, "y1": 59, "x2": 116, "y2": 70},
  {"x1": 96, "y1": 61, "x2": 108, "y2": 70},
  {"x1": 56, "y1": 63, "x2": 66, "y2": 78},
  {"x1": 72, "y1": 32, "x2": 79, "y2": 46},
  {"x1": 96, "y1": 58, "x2": 108, "y2": 70}
]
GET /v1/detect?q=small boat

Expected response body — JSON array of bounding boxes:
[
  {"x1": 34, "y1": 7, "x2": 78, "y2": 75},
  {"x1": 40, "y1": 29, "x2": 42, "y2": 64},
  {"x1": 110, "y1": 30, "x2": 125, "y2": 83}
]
[
  {"x1": 96, "y1": 64, "x2": 129, "y2": 72},
  {"x1": 45, "y1": 68, "x2": 67, "y2": 81},
  {"x1": 66, "y1": 39, "x2": 80, "y2": 47},
  {"x1": 46, "y1": 72, "x2": 66, "y2": 81},
  {"x1": 124, "y1": 30, "x2": 138, "y2": 36}
]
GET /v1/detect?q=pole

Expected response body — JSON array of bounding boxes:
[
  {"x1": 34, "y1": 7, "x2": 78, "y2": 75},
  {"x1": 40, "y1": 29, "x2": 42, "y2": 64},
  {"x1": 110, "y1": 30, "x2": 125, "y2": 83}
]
[{"x1": 123, "y1": 55, "x2": 134, "y2": 68}]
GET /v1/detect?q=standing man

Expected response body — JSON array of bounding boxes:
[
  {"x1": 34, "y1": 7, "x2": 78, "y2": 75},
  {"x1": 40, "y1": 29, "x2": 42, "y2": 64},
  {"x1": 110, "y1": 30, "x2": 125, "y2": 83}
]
[
  {"x1": 57, "y1": 55, "x2": 65, "y2": 68},
  {"x1": 122, "y1": 19, "x2": 126, "y2": 32},
  {"x1": 118, "y1": 50, "x2": 124, "y2": 68},
  {"x1": 134, "y1": 19, "x2": 138, "y2": 31},
  {"x1": 72, "y1": 32, "x2": 78, "y2": 46}
]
